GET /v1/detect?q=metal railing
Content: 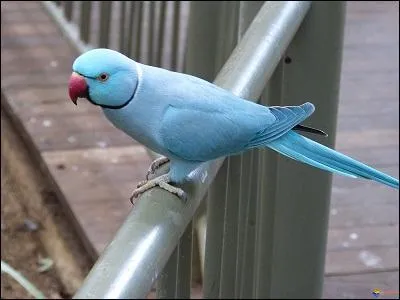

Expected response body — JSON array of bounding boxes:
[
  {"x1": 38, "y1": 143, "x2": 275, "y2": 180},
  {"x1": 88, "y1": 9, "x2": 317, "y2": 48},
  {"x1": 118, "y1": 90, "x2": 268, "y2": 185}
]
[
  {"x1": 43, "y1": 1, "x2": 189, "y2": 71},
  {"x1": 42, "y1": 1, "x2": 346, "y2": 298}
]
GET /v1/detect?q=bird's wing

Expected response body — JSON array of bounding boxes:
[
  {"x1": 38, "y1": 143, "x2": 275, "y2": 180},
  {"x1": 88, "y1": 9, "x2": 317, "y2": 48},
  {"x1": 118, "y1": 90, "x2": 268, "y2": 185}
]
[
  {"x1": 159, "y1": 100, "x2": 315, "y2": 162},
  {"x1": 246, "y1": 103, "x2": 315, "y2": 148}
]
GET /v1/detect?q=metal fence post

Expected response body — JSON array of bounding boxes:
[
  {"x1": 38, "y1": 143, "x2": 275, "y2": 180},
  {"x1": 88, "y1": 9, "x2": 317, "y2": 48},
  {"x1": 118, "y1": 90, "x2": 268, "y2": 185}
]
[
  {"x1": 234, "y1": 4, "x2": 265, "y2": 299},
  {"x1": 63, "y1": 1, "x2": 73, "y2": 21},
  {"x1": 184, "y1": 2, "x2": 226, "y2": 298},
  {"x1": 156, "y1": 221, "x2": 193, "y2": 299},
  {"x1": 79, "y1": 1, "x2": 92, "y2": 45},
  {"x1": 203, "y1": 1, "x2": 241, "y2": 298},
  {"x1": 184, "y1": 1, "x2": 224, "y2": 80},
  {"x1": 98, "y1": 1, "x2": 112, "y2": 48},
  {"x1": 254, "y1": 2, "x2": 346, "y2": 298}
]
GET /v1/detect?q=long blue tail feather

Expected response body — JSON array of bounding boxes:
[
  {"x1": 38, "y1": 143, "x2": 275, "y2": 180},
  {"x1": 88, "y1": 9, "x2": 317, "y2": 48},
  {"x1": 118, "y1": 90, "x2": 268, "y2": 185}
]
[{"x1": 268, "y1": 131, "x2": 399, "y2": 189}]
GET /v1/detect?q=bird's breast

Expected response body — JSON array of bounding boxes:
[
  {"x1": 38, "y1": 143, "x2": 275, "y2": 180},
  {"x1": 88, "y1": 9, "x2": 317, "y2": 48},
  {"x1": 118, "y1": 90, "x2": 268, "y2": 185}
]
[{"x1": 102, "y1": 98, "x2": 168, "y2": 156}]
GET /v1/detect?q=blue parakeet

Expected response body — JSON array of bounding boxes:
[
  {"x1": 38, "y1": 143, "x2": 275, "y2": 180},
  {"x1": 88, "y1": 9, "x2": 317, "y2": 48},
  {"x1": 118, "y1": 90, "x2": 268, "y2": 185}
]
[{"x1": 68, "y1": 48, "x2": 399, "y2": 201}]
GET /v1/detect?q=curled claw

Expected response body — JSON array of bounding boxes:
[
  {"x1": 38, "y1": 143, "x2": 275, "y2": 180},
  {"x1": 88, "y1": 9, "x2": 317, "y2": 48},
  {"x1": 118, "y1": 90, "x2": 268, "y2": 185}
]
[{"x1": 136, "y1": 180, "x2": 148, "y2": 189}]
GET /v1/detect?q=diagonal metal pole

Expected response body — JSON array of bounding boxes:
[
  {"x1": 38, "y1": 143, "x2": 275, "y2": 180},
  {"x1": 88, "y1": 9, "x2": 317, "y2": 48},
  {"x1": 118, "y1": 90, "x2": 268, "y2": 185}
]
[
  {"x1": 73, "y1": 2, "x2": 312, "y2": 298},
  {"x1": 41, "y1": 1, "x2": 92, "y2": 53}
]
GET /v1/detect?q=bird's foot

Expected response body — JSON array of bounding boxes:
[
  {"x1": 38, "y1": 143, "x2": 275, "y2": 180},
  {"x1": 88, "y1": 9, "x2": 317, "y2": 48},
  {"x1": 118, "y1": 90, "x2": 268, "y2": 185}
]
[
  {"x1": 136, "y1": 156, "x2": 169, "y2": 189},
  {"x1": 130, "y1": 174, "x2": 187, "y2": 204},
  {"x1": 136, "y1": 156, "x2": 170, "y2": 189},
  {"x1": 146, "y1": 156, "x2": 170, "y2": 180}
]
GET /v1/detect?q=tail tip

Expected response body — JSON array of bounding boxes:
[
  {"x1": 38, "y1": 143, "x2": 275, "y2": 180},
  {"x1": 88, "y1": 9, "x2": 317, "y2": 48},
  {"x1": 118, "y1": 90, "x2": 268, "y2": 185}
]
[{"x1": 394, "y1": 179, "x2": 399, "y2": 189}]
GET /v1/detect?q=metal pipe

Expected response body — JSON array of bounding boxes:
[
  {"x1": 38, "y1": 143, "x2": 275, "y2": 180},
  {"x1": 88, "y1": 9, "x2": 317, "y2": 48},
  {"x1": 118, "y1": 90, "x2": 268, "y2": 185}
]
[
  {"x1": 125, "y1": 1, "x2": 135, "y2": 58},
  {"x1": 79, "y1": 1, "x2": 92, "y2": 45},
  {"x1": 134, "y1": 1, "x2": 143, "y2": 61},
  {"x1": 156, "y1": 221, "x2": 193, "y2": 299},
  {"x1": 119, "y1": 1, "x2": 127, "y2": 54},
  {"x1": 170, "y1": 1, "x2": 181, "y2": 71},
  {"x1": 63, "y1": 1, "x2": 73, "y2": 21},
  {"x1": 155, "y1": 1, "x2": 167, "y2": 67},
  {"x1": 73, "y1": 2, "x2": 311, "y2": 298},
  {"x1": 99, "y1": 1, "x2": 112, "y2": 48},
  {"x1": 147, "y1": 1, "x2": 155, "y2": 65},
  {"x1": 256, "y1": 2, "x2": 346, "y2": 298}
]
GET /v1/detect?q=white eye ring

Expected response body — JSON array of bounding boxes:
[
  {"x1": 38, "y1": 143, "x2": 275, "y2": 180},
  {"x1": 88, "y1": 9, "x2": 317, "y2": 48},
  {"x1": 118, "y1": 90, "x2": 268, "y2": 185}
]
[{"x1": 98, "y1": 73, "x2": 109, "y2": 82}]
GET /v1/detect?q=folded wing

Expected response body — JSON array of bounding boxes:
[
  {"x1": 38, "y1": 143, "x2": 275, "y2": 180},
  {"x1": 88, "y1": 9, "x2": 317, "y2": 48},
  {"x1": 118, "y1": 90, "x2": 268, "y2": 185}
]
[{"x1": 160, "y1": 101, "x2": 315, "y2": 162}]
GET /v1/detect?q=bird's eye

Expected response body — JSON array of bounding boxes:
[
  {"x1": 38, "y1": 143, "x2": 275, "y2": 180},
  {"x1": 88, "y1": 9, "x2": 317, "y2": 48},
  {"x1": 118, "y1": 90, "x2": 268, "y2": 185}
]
[{"x1": 98, "y1": 73, "x2": 109, "y2": 82}]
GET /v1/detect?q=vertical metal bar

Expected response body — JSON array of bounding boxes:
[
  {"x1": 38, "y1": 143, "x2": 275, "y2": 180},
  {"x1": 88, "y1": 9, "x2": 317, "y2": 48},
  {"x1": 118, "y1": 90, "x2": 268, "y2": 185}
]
[
  {"x1": 151, "y1": 1, "x2": 160, "y2": 66},
  {"x1": 219, "y1": 157, "x2": 242, "y2": 298},
  {"x1": 240, "y1": 3, "x2": 278, "y2": 298},
  {"x1": 194, "y1": 203, "x2": 207, "y2": 280},
  {"x1": 170, "y1": 1, "x2": 181, "y2": 71},
  {"x1": 147, "y1": 1, "x2": 156, "y2": 65},
  {"x1": 80, "y1": 1, "x2": 92, "y2": 44},
  {"x1": 98, "y1": 1, "x2": 112, "y2": 48},
  {"x1": 63, "y1": 1, "x2": 73, "y2": 21},
  {"x1": 232, "y1": 3, "x2": 264, "y2": 298},
  {"x1": 126, "y1": 2, "x2": 135, "y2": 58},
  {"x1": 269, "y1": 3, "x2": 346, "y2": 298},
  {"x1": 156, "y1": 1, "x2": 167, "y2": 67},
  {"x1": 184, "y1": 1, "x2": 223, "y2": 80},
  {"x1": 234, "y1": 150, "x2": 251, "y2": 298},
  {"x1": 156, "y1": 222, "x2": 193, "y2": 299},
  {"x1": 253, "y1": 62, "x2": 284, "y2": 298},
  {"x1": 239, "y1": 149, "x2": 259, "y2": 299},
  {"x1": 119, "y1": 1, "x2": 127, "y2": 53},
  {"x1": 197, "y1": 6, "x2": 241, "y2": 289},
  {"x1": 216, "y1": 2, "x2": 241, "y2": 299},
  {"x1": 156, "y1": 247, "x2": 178, "y2": 299},
  {"x1": 201, "y1": 1, "x2": 240, "y2": 298},
  {"x1": 213, "y1": 1, "x2": 230, "y2": 73},
  {"x1": 134, "y1": 1, "x2": 143, "y2": 61},
  {"x1": 175, "y1": 222, "x2": 193, "y2": 298},
  {"x1": 179, "y1": 3, "x2": 191, "y2": 73},
  {"x1": 203, "y1": 162, "x2": 227, "y2": 299}
]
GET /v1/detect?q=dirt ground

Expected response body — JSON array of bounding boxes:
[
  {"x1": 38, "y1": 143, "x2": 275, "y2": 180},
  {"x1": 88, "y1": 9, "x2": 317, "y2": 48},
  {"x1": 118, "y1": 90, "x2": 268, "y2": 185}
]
[
  {"x1": 1, "y1": 160, "x2": 203, "y2": 300},
  {"x1": 1, "y1": 161, "x2": 67, "y2": 299},
  {"x1": 0, "y1": 107, "x2": 93, "y2": 299}
]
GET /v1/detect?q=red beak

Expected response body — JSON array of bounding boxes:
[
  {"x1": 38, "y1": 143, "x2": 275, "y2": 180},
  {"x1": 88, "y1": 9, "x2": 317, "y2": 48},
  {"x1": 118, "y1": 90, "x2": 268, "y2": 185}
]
[{"x1": 68, "y1": 72, "x2": 88, "y2": 105}]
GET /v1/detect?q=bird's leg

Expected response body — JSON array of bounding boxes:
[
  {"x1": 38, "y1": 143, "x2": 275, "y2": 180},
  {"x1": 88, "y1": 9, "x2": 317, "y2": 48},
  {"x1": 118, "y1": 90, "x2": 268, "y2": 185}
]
[
  {"x1": 136, "y1": 156, "x2": 170, "y2": 189},
  {"x1": 130, "y1": 173, "x2": 187, "y2": 204},
  {"x1": 146, "y1": 156, "x2": 170, "y2": 180}
]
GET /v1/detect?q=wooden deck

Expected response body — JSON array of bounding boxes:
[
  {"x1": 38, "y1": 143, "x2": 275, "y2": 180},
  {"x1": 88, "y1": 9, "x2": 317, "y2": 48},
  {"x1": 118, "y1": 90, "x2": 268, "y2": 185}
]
[{"x1": 1, "y1": 1, "x2": 398, "y2": 298}]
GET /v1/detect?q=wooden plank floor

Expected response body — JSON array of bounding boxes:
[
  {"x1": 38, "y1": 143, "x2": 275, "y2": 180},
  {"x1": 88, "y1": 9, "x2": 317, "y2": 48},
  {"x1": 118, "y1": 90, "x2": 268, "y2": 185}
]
[
  {"x1": 323, "y1": 1, "x2": 399, "y2": 298},
  {"x1": 1, "y1": 1, "x2": 398, "y2": 298}
]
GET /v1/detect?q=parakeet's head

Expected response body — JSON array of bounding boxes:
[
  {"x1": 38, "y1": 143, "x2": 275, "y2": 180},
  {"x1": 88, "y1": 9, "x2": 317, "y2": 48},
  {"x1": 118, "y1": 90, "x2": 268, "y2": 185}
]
[{"x1": 69, "y1": 48, "x2": 139, "y2": 109}]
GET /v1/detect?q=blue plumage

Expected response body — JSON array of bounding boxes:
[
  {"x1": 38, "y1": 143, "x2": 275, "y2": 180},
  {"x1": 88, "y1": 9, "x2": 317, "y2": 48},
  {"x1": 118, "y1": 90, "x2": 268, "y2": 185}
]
[
  {"x1": 68, "y1": 48, "x2": 399, "y2": 199},
  {"x1": 268, "y1": 131, "x2": 399, "y2": 189}
]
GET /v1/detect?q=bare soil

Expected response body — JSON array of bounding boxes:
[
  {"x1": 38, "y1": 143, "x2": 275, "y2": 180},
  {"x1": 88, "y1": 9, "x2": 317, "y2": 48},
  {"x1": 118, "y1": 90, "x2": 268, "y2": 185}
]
[
  {"x1": 1, "y1": 104, "x2": 94, "y2": 299},
  {"x1": 1, "y1": 159, "x2": 67, "y2": 299}
]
